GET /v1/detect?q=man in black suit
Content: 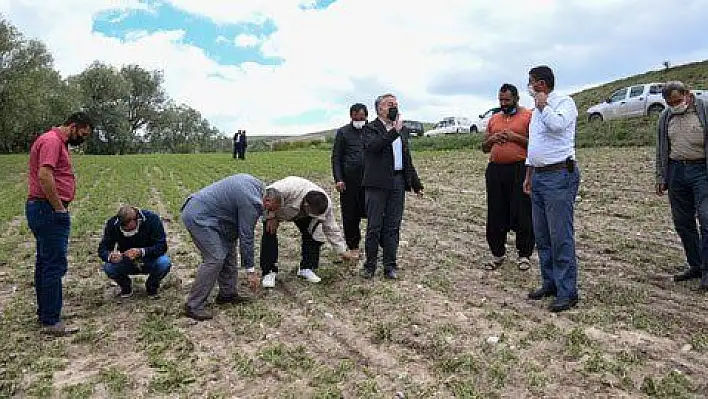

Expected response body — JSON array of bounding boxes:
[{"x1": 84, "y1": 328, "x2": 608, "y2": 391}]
[
  {"x1": 361, "y1": 93, "x2": 424, "y2": 279},
  {"x1": 331, "y1": 103, "x2": 368, "y2": 257},
  {"x1": 233, "y1": 130, "x2": 240, "y2": 159}
]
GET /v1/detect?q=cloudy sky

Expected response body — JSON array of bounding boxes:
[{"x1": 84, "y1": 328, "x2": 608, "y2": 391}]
[{"x1": 2, "y1": 0, "x2": 708, "y2": 136}]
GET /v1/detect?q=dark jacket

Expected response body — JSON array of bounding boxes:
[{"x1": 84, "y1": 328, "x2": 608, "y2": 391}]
[
  {"x1": 98, "y1": 209, "x2": 168, "y2": 263},
  {"x1": 362, "y1": 118, "x2": 423, "y2": 192},
  {"x1": 331, "y1": 123, "x2": 365, "y2": 183},
  {"x1": 656, "y1": 97, "x2": 708, "y2": 185}
]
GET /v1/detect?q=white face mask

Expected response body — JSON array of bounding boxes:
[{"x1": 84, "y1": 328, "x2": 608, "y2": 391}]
[
  {"x1": 120, "y1": 221, "x2": 140, "y2": 237},
  {"x1": 352, "y1": 121, "x2": 365, "y2": 129},
  {"x1": 671, "y1": 102, "x2": 688, "y2": 114},
  {"x1": 527, "y1": 84, "x2": 537, "y2": 98}
]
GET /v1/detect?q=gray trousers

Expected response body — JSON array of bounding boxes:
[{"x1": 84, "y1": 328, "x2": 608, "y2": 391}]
[
  {"x1": 181, "y1": 198, "x2": 238, "y2": 311},
  {"x1": 364, "y1": 174, "x2": 406, "y2": 272}
]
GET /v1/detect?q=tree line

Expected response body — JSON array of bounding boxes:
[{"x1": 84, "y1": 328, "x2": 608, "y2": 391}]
[{"x1": 0, "y1": 16, "x2": 232, "y2": 154}]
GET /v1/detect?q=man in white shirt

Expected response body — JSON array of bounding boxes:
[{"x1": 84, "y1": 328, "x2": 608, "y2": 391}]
[{"x1": 522, "y1": 65, "x2": 581, "y2": 313}]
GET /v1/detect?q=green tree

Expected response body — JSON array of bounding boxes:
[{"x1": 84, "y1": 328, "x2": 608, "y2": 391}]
[{"x1": 0, "y1": 17, "x2": 76, "y2": 153}]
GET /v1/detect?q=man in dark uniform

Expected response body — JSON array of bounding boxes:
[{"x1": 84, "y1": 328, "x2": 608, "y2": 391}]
[{"x1": 331, "y1": 103, "x2": 368, "y2": 257}]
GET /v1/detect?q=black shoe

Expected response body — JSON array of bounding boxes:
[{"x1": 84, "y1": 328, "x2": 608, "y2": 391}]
[
  {"x1": 549, "y1": 297, "x2": 579, "y2": 313},
  {"x1": 146, "y1": 288, "x2": 160, "y2": 299},
  {"x1": 674, "y1": 268, "x2": 702, "y2": 282},
  {"x1": 697, "y1": 272, "x2": 708, "y2": 292},
  {"x1": 119, "y1": 285, "x2": 133, "y2": 298},
  {"x1": 184, "y1": 305, "x2": 213, "y2": 321},
  {"x1": 360, "y1": 268, "x2": 374, "y2": 279},
  {"x1": 215, "y1": 294, "x2": 251, "y2": 305},
  {"x1": 384, "y1": 270, "x2": 398, "y2": 280},
  {"x1": 528, "y1": 287, "x2": 556, "y2": 300}
]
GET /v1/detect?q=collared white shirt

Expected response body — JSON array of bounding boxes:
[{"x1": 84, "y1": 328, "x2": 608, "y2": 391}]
[
  {"x1": 526, "y1": 91, "x2": 578, "y2": 167},
  {"x1": 380, "y1": 117, "x2": 404, "y2": 171}
]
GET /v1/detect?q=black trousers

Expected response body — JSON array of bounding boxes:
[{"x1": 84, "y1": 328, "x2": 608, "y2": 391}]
[
  {"x1": 340, "y1": 177, "x2": 366, "y2": 250},
  {"x1": 237, "y1": 147, "x2": 246, "y2": 159},
  {"x1": 364, "y1": 174, "x2": 405, "y2": 272},
  {"x1": 260, "y1": 217, "x2": 323, "y2": 274},
  {"x1": 485, "y1": 161, "x2": 534, "y2": 258}
]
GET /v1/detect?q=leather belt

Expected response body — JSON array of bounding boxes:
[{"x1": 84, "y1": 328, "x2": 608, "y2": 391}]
[
  {"x1": 670, "y1": 158, "x2": 706, "y2": 165},
  {"x1": 535, "y1": 158, "x2": 575, "y2": 173},
  {"x1": 28, "y1": 197, "x2": 70, "y2": 208}
]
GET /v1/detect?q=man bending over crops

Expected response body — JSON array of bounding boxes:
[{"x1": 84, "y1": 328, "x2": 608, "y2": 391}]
[
  {"x1": 181, "y1": 173, "x2": 281, "y2": 321},
  {"x1": 260, "y1": 176, "x2": 359, "y2": 288}
]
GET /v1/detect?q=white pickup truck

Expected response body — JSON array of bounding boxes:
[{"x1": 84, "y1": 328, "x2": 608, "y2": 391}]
[{"x1": 586, "y1": 83, "x2": 707, "y2": 122}]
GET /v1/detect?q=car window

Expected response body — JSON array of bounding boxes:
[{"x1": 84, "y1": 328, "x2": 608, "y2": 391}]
[
  {"x1": 609, "y1": 88, "x2": 628, "y2": 102},
  {"x1": 629, "y1": 86, "x2": 644, "y2": 98},
  {"x1": 649, "y1": 84, "x2": 664, "y2": 95}
]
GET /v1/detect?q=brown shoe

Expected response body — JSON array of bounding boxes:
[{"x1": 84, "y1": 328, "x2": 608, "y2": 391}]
[
  {"x1": 184, "y1": 305, "x2": 213, "y2": 321},
  {"x1": 41, "y1": 322, "x2": 79, "y2": 336}
]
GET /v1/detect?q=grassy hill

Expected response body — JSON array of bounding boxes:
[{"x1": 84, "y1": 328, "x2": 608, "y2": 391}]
[
  {"x1": 571, "y1": 60, "x2": 708, "y2": 147},
  {"x1": 571, "y1": 60, "x2": 708, "y2": 116}
]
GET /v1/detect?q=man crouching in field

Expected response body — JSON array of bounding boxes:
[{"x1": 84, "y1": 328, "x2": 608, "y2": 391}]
[
  {"x1": 181, "y1": 174, "x2": 281, "y2": 321},
  {"x1": 26, "y1": 111, "x2": 93, "y2": 336},
  {"x1": 260, "y1": 176, "x2": 359, "y2": 288},
  {"x1": 98, "y1": 205, "x2": 171, "y2": 299}
]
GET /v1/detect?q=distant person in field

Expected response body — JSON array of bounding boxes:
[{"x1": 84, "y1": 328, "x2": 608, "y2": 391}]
[
  {"x1": 98, "y1": 205, "x2": 171, "y2": 299},
  {"x1": 181, "y1": 174, "x2": 281, "y2": 321},
  {"x1": 655, "y1": 81, "x2": 708, "y2": 290},
  {"x1": 360, "y1": 93, "x2": 424, "y2": 280},
  {"x1": 236, "y1": 130, "x2": 248, "y2": 160},
  {"x1": 260, "y1": 176, "x2": 359, "y2": 288},
  {"x1": 233, "y1": 131, "x2": 240, "y2": 159},
  {"x1": 523, "y1": 65, "x2": 580, "y2": 313},
  {"x1": 482, "y1": 84, "x2": 534, "y2": 271},
  {"x1": 26, "y1": 111, "x2": 94, "y2": 336},
  {"x1": 331, "y1": 103, "x2": 369, "y2": 258}
]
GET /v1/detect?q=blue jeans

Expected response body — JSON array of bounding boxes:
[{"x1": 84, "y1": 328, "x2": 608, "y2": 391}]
[
  {"x1": 26, "y1": 199, "x2": 70, "y2": 326},
  {"x1": 531, "y1": 167, "x2": 580, "y2": 300},
  {"x1": 667, "y1": 160, "x2": 708, "y2": 271},
  {"x1": 103, "y1": 255, "x2": 171, "y2": 293}
]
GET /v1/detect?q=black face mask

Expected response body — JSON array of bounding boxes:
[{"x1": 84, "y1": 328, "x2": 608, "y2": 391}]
[
  {"x1": 387, "y1": 106, "x2": 399, "y2": 121},
  {"x1": 501, "y1": 105, "x2": 517, "y2": 115},
  {"x1": 68, "y1": 135, "x2": 86, "y2": 146}
]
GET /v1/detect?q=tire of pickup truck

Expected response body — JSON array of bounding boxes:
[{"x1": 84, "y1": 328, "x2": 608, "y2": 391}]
[
  {"x1": 470, "y1": 125, "x2": 478, "y2": 134},
  {"x1": 647, "y1": 103, "x2": 664, "y2": 116},
  {"x1": 588, "y1": 113, "x2": 603, "y2": 123}
]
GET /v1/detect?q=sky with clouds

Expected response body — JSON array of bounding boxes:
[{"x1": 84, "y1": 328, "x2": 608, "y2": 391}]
[{"x1": 2, "y1": 0, "x2": 708, "y2": 136}]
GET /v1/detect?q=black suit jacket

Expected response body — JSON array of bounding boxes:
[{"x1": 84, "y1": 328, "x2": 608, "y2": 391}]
[{"x1": 362, "y1": 118, "x2": 423, "y2": 192}]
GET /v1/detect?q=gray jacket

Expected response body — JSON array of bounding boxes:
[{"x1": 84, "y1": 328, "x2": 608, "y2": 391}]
[
  {"x1": 185, "y1": 173, "x2": 265, "y2": 269},
  {"x1": 655, "y1": 97, "x2": 708, "y2": 185}
]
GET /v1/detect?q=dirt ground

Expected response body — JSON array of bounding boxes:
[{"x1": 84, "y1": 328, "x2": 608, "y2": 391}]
[{"x1": 1, "y1": 147, "x2": 707, "y2": 398}]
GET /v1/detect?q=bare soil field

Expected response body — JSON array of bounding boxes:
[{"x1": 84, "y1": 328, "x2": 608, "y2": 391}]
[{"x1": 0, "y1": 147, "x2": 706, "y2": 398}]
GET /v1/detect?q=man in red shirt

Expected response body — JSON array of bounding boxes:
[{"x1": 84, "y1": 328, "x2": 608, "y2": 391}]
[
  {"x1": 26, "y1": 111, "x2": 93, "y2": 336},
  {"x1": 482, "y1": 84, "x2": 534, "y2": 271}
]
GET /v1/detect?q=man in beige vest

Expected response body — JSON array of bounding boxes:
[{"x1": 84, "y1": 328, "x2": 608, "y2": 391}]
[
  {"x1": 655, "y1": 81, "x2": 708, "y2": 290},
  {"x1": 260, "y1": 176, "x2": 358, "y2": 288}
]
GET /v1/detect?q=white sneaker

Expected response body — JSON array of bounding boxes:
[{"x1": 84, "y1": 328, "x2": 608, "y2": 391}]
[
  {"x1": 297, "y1": 269, "x2": 321, "y2": 283},
  {"x1": 262, "y1": 272, "x2": 277, "y2": 288},
  {"x1": 517, "y1": 257, "x2": 531, "y2": 271}
]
